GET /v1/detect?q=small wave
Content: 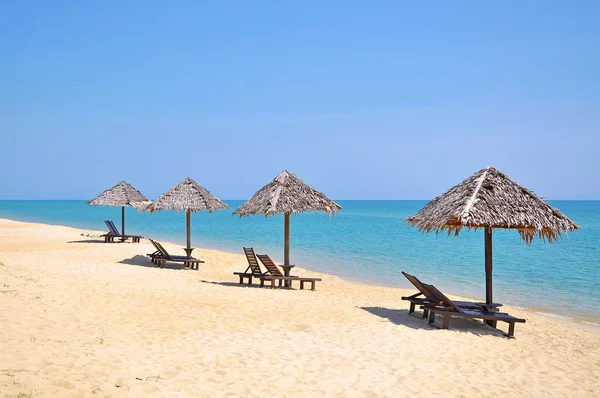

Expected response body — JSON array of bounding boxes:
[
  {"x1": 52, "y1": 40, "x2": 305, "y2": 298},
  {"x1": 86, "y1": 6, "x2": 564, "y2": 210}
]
[
  {"x1": 582, "y1": 321, "x2": 600, "y2": 328},
  {"x1": 535, "y1": 312, "x2": 573, "y2": 321}
]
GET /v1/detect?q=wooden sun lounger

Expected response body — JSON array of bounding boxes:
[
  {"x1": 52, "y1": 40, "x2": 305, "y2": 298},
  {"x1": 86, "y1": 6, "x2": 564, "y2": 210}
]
[
  {"x1": 147, "y1": 239, "x2": 204, "y2": 270},
  {"x1": 401, "y1": 271, "x2": 502, "y2": 318},
  {"x1": 233, "y1": 247, "x2": 267, "y2": 284},
  {"x1": 256, "y1": 254, "x2": 322, "y2": 291},
  {"x1": 102, "y1": 220, "x2": 143, "y2": 243},
  {"x1": 421, "y1": 283, "x2": 526, "y2": 338}
]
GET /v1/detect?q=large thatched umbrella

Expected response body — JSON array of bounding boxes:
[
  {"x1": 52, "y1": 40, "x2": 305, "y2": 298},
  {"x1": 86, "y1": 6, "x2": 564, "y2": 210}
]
[
  {"x1": 88, "y1": 181, "x2": 151, "y2": 238},
  {"x1": 406, "y1": 167, "x2": 578, "y2": 306},
  {"x1": 146, "y1": 177, "x2": 227, "y2": 258},
  {"x1": 233, "y1": 170, "x2": 341, "y2": 265}
]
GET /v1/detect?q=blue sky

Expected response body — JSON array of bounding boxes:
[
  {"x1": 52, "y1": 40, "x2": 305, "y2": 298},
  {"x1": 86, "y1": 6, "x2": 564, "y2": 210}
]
[{"x1": 1, "y1": 1, "x2": 598, "y2": 200}]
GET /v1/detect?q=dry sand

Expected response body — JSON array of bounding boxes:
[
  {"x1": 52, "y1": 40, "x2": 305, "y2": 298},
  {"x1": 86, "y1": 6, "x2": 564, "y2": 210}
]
[{"x1": 1, "y1": 219, "x2": 599, "y2": 398}]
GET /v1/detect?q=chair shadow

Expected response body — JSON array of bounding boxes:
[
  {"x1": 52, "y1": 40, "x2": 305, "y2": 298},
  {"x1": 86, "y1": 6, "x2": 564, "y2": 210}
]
[
  {"x1": 67, "y1": 239, "x2": 113, "y2": 244},
  {"x1": 359, "y1": 307, "x2": 507, "y2": 337},
  {"x1": 200, "y1": 280, "x2": 283, "y2": 290},
  {"x1": 119, "y1": 255, "x2": 187, "y2": 270}
]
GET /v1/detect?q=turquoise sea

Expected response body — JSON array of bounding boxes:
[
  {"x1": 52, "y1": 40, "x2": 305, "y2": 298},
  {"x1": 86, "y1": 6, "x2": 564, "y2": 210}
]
[{"x1": 0, "y1": 200, "x2": 598, "y2": 324}]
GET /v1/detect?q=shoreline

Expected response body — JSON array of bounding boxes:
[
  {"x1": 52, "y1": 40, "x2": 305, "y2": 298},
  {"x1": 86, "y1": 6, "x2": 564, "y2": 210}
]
[
  {"x1": 3, "y1": 217, "x2": 599, "y2": 329},
  {"x1": 2, "y1": 218, "x2": 600, "y2": 397}
]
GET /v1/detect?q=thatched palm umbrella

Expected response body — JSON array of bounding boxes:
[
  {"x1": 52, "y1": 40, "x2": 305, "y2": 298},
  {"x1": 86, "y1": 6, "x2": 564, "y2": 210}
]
[
  {"x1": 88, "y1": 181, "x2": 151, "y2": 239},
  {"x1": 146, "y1": 177, "x2": 227, "y2": 258},
  {"x1": 233, "y1": 170, "x2": 341, "y2": 265},
  {"x1": 406, "y1": 167, "x2": 578, "y2": 306}
]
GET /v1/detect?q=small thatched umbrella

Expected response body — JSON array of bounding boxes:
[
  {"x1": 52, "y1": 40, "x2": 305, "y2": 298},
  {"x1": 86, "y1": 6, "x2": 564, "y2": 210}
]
[
  {"x1": 88, "y1": 181, "x2": 151, "y2": 238},
  {"x1": 406, "y1": 167, "x2": 578, "y2": 306},
  {"x1": 233, "y1": 170, "x2": 341, "y2": 265},
  {"x1": 145, "y1": 177, "x2": 227, "y2": 258}
]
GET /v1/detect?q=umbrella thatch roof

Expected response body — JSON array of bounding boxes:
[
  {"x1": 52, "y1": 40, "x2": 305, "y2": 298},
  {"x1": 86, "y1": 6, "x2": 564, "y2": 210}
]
[
  {"x1": 405, "y1": 167, "x2": 578, "y2": 243},
  {"x1": 146, "y1": 177, "x2": 227, "y2": 213},
  {"x1": 233, "y1": 170, "x2": 341, "y2": 217},
  {"x1": 88, "y1": 181, "x2": 151, "y2": 210}
]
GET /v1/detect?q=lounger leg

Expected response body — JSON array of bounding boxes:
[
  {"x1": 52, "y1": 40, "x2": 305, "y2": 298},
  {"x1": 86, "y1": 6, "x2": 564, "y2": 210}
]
[
  {"x1": 423, "y1": 309, "x2": 429, "y2": 319},
  {"x1": 408, "y1": 303, "x2": 415, "y2": 314},
  {"x1": 442, "y1": 315, "x2": 451, "y2": 330},
  {"x1": 248, "y1": 276, "x2": 252, "y2": 285},
  {"x1": 260, "y1": 279, "x2": 265, "y2": 288},
  {"x1": 271, "y1": 279, "x2": 276, "y2": 289},
  {"x1": 311, "y1": 281, "x2": 315, "y2": 291},
  {"x1": 300, "y1": 281, "x2": 304, "y2": 290},
  {"x1": 508, "y1": 322, "x2": 515, "y2": 338},
  {"x1": 486, "y1": 320, "x2": 498, "y2": 328},
  {"x1": 428, "y1": 311, "x2": 435, "y2": 324}
]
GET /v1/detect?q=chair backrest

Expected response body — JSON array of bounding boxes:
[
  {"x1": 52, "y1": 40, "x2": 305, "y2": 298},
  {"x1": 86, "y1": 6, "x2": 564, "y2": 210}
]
[
  {"x1": 107, "y1": 220, "x2": 121, "y2": 236},
  {"x1": 149, "y1": 238, "x2": 162, "y2": 253},
  {"x1": 256, "y1": 254, "x2": 284, "y2": 276},
  {"x1": 402, "y1": 272, "x2": 433, "y2": 298},
  {"x1": 104, "y1": 220, "x2": 115, "y2": 235},
  {"x1": 243, "y1": 247, "x2": 263, "y2": 275},
  {"x1": 421, "y1": 283, "x2": 464, "y2": 314},
  {"x1": 149, "y1": 239, "x2": 171, "y2": 259}
]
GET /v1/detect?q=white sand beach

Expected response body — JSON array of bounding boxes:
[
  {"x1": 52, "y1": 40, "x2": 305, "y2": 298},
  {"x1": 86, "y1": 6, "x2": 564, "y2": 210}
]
[{"x1": 1, "y1": 219, "x2": 599, "y2": 397}]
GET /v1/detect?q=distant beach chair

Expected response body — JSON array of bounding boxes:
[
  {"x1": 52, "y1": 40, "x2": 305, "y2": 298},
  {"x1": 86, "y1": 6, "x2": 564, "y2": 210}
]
[
  {"x1": 256, "y1": 254, "x2": 322, "y2": 291},
  {"x1": 102, "y1": 220, "x2": 143, "y2": 243},
  {"x1": 147, "y1": 238, "x2": 204, "y2": 270},
  {"x1": 233, "y1": 247, "x2": 267, "y2": 284},
  {"x1": 401, "y1": 271, "x2": 502, "y2": 318},
  {"x1": 421, "y1": 283, "x2": 526, "y2": 338}
]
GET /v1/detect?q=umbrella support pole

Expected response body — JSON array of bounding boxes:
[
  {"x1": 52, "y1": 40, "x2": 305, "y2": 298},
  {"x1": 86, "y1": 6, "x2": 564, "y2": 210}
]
[
  {"x1": 284, "y1": 213, "x2": 291, "y2": 287},
  {"x1": 484, "y1": 228, "x2": 496, "y2": 327},
  {"x1": 121, "y1": 206, "x2": 126, "y2": 241},
  {"x1": 284, "y1": 213, "x2": 290, "y2": 265},
  {"x1": 186, "y1": 210, "x2": 192, "y2": 259}
]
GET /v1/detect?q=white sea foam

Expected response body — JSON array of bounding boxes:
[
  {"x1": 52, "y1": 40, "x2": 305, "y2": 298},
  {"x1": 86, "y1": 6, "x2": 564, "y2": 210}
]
[{"x1": 536, "y1": 312, "x2": 573, "y2": 321}]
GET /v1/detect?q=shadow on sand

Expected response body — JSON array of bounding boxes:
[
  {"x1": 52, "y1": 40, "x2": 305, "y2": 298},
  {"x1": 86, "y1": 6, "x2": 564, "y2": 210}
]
[
  {"x1": 119, "y1": 255, "x2": 188, "y2": 270},
  {"x1": 67, "y1": 239, "x2": 114, "y2": 244},
  {"x1": 359, "y1": 306, "x2": 507, "y2": 337},
  {"x1": 199, "y1": 280, "x2": 288, "y2": 290}
]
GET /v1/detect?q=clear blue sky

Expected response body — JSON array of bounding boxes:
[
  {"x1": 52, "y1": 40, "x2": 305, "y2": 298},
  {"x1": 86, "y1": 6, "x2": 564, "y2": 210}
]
[{"x1": 1, "y1": 1, "x2": 598, "y2": 200}]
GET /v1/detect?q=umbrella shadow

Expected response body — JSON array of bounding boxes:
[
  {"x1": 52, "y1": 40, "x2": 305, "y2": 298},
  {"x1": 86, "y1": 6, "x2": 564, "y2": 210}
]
[
  {"x1": 359, "y1": 306, "x2": 507, "y2": 337},
  {"x1": 119, "y1": 255, "x2": 187, "y2": 270}
]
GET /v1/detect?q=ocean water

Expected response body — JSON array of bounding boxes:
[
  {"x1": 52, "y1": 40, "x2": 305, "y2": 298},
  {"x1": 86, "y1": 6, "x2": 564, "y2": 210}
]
[{"x1": 0, "y1": 200, "x2": 598, "y2": 323}]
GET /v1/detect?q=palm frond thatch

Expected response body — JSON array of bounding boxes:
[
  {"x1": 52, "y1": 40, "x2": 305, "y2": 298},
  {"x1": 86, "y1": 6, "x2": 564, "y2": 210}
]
[
  {"x1": 88, "y1": 181, "x2": 151, "y2": 209},
  {"x1": 233, "y1": 170, "x2": 341, "y2": 217},
  {"x1": 146, "y1": 177, "x2": 227, "y2": 213},
  {"x1": 405, "y1": 167, "x2": 579, "y2": 243}
]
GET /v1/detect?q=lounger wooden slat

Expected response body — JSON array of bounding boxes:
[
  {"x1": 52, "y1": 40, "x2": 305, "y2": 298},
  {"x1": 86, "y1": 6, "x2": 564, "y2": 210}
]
[
  {"x1": 233, "y1": 247, "x2": 266, "y2": 284},
  {"x1": 421, "y1": 283, "x2": 525, "y2": 338},
  {"x1": 147, "y1": 239, "x2": 204, "y2": 270},
  {"x1": 401, "y1": 272, "x2": 502, "y2": 318},
  {"x1": 258, "y1": 275, "x2": 322, "y2": 291},
  {"x1": 102, "y1": 220, "x2": 143, "y2": 243},
  {"x1": 256, "y1": 254, "x2": 322, "y2": 290}
]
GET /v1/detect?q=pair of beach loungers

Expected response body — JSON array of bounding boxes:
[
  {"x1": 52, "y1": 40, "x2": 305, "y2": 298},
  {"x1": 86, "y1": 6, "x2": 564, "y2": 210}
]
[
  {"x1": 147, "y1": 239, "x2": 204, "y2": 270},
  {"x1": 234, "y1": 247, "x2": 322, "y2": 290},
  {"x1": 401, "y1": 272, "x2": 526, "y2": 338},
  {"x1": 101, "y1": 220, "x2": 143, "y2": 243}
]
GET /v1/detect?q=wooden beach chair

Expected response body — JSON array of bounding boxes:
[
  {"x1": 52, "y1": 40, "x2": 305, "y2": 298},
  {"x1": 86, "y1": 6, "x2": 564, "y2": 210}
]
[
  {"x1": 401, "y1": 271, "x2": 502, "y2": 318},
  {"x1": 421, "y1": 283, "x2": 526, "y2": 338},
  {"x1": 256, "y1": 254, "x2": 322, "y2": 291},
  {"x1": 233, "y1": 247, "x2": 267, "y2": 284},
  {"x1": 102, "y1": 220, "x2": 143, "y2": 243},
  {"x1": 148, "y1": 239, "x2": 166, "y2": 263},
  {"x1": 147, "y1": 239, "x2": 204, "y2": 270}
]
